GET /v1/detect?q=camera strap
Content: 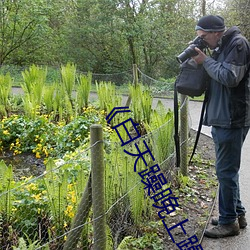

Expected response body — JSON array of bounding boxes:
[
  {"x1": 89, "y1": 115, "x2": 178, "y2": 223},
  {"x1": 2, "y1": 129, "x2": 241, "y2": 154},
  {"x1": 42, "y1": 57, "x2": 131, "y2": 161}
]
[{"x1": 174, "y1": 85, "x2": 208, "y2": 168}]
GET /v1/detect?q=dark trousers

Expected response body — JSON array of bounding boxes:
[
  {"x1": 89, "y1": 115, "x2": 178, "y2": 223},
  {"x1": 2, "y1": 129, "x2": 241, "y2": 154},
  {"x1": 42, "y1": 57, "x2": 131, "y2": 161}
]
[{"x1": 211, "y1": 126, "x2": 249, "y2": 225}]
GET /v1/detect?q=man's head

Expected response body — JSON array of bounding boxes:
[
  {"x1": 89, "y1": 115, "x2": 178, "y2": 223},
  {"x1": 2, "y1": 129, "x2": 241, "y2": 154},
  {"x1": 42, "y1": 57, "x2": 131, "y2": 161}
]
[{"x1": 195, "y1": 15, "x2": 225, "y2": 49}]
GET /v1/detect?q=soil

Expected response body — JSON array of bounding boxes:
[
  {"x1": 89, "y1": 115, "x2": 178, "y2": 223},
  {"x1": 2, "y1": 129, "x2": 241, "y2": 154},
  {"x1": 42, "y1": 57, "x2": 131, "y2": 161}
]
[
  {"x1": 161, "y1": 130, "x2": 217, "y2": 249},
  {"x1": 0, "y1": 152, "x2": 45, "y2": 180}
]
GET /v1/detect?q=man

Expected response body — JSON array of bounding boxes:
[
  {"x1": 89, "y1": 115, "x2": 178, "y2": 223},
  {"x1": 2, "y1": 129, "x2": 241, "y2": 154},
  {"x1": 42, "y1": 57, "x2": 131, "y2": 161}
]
[{"x1": 192, "y1": 15, "x2": 250, "y2": 238}]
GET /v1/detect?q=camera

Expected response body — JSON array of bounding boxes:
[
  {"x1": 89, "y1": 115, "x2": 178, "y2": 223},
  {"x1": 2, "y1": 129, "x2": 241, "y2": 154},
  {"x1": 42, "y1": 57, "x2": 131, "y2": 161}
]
[{"x1": 176, "y1": 36, "x2": 208, "y2": 64}]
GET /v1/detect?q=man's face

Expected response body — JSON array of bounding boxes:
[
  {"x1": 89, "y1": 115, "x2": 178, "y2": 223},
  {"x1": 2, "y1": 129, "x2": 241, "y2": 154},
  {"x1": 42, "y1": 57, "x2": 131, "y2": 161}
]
[{"x1": 196, "y1": 30, "x2": 222, "y2": 49}]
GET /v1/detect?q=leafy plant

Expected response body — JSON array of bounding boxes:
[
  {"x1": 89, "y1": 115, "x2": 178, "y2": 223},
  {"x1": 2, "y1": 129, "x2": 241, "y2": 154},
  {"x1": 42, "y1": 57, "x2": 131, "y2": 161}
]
[
  {"x1": 117, "y1": 232, "x2": 163, "y2": 250},
  {"x1": 0, "y1": 73, "x2": 12, "y2": 117},
  {"x1": 13, "y1": 236, "x2": 42, "y2": 250},
  {"x1": 12, "y1": 176, "x2": 49, "y2": 241}
]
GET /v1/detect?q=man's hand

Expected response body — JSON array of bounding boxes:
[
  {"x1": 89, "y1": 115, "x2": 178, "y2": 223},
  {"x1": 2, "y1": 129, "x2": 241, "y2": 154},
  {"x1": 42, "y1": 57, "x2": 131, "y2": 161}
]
[{"x1": 192, "y1": 47, "x2": 207, "y2": 64}]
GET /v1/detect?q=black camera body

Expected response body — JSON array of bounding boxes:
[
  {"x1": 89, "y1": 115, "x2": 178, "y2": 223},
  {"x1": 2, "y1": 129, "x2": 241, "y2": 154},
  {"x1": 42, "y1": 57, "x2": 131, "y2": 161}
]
[{"x1": 176, "y1": 36, "x2": 208, "y2": 63}]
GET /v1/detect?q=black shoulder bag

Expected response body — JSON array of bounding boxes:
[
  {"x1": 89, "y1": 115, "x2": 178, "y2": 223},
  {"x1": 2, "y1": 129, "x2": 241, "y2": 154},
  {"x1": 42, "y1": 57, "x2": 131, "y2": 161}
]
[
  {"x1": 175, "y1": 58, "x2": 208, "y2": 97},
  {"x1": 174, "y1": 58, "x2": 210, "y2": 168}
]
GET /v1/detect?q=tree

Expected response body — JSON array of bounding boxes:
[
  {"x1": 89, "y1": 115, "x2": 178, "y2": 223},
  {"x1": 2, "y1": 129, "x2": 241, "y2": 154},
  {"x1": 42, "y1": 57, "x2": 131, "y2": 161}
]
[
  {"x1": 0, "y1": 0, "x2": 230, "y2": 79},
  {"x1": 220, "y1": 0, "x2": 250, "y2": 39},
  {"x1": 0, "y1": 0, "x2": 49, "y2": 65},
  {"x1": 66, "y1": 0, "x2": 199, "y2": 78}
]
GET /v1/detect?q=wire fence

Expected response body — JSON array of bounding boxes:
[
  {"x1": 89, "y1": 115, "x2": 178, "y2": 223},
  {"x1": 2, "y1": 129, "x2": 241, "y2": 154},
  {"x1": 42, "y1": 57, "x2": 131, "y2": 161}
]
[
  {"x1": 0, "y1": 66, "x2": 195, "y2": 249},
  {"x1": 0, "y1": 64, "x2": 174, "y2": 96}
]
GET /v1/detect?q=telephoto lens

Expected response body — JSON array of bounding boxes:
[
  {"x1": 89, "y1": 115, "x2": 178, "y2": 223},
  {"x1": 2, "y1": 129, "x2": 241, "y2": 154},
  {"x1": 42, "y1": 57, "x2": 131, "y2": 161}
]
[{"x1": 176, "y1": 36, "x2": 208, "y2": 63}]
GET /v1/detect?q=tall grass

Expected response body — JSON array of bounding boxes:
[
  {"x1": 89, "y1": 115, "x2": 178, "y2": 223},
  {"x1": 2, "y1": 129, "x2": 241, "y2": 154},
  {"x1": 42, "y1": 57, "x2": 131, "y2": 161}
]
[{"x1": 0, "y1": 73, "x2": 12, "y2": 116}]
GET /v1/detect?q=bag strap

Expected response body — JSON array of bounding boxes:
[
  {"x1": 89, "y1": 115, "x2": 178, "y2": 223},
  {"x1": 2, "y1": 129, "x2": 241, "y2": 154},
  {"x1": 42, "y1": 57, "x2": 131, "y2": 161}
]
[
  {"x1": 174, "y1": 80, "x2": 180, "y2": 168},
  {"x1": 189, "y1": 91, "x2": 208, "y2": 164},
  {"x1": 174, "y1": 81, "x2": 208, "y2": 168}
]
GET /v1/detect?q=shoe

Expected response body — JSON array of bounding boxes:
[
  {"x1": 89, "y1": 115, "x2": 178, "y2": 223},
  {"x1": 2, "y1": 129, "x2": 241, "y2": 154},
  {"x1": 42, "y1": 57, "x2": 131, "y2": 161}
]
[
  {"x1": 204, "y1": 222, "x2": 240, "y2": 238},
  {"x1": 211, "y1": 214, "x2": 247, "y2": 229}
]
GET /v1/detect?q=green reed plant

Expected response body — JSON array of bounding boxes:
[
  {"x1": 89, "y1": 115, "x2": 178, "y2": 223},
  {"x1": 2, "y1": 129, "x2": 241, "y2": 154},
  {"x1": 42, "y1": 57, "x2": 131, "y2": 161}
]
[
  {"x1": 105, "y1": 133, "x2": 153, "y2": 226},
  {"x1": 76, "y1": 72, "x2": 92, "y2": 112},
  {"x1": 21, "y1": 65, "x2": 47, "y2": 118},
  {"x1": 0, "y1": 73, "x2": 12, "y2": 117},
  {"x1": 43, "y1": 84, "x2": 55, "y2": 114},
  {"x1": 52, "y1": 82, "x2": 74, "y2": 122},
  {"x1": 127, "y1": 160, "x2": 148, "y2": 225},
  {"x1": 145, "y1": 100, "x2": 175, "y2": 166},
  {"x1": 0, "y1": 161, "x2": 14, "y2": 222},
  {"x1": 43, "y1": 159, "x2": 69, "y2": 233},
  {"x1": 129, "y1": 83, "x2": 152, "y2": 124},
  {"x1": 53, "y1": 83, "x2": 65, "y2": 121},
  {"x1": 96, "y1": 81, "x2": 122, "y2": 112},
  {"x1": 61, "y1": 63, "x2": 76, "y2": 103}
]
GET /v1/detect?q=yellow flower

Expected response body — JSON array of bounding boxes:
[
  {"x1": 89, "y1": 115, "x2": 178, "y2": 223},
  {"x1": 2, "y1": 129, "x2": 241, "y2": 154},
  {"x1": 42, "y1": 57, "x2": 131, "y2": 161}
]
[
  {"x1": 71, "y1": 195, "x2": 76, "y2": 204},
  {"x1": 14, "y1": 149, "x2": 21, "y2": 155},
  {"x1": 26, "y1": 183, "x2": 37, "y2": 191},
  {"x1": 12, "y1": 207, "x2": 17, "y2": 212},
  {"x1": 42, "y1": 147, "x2": 49, "y2": 157},
  {"x1": 65, "y1": 205, "x2": 74, "y2": 218},
  {"x1": 3, "y1": 130, "x2": 9, "y2": 135},
  {"x1": 32, "y1": 193, "x2": 42, "y2": 201},
  {"x1": 36, "y1": 152, "x2": 41, "y2": 158},
  {"x1": 100, "y1": 110, "x2": 106, "y2": 115}
]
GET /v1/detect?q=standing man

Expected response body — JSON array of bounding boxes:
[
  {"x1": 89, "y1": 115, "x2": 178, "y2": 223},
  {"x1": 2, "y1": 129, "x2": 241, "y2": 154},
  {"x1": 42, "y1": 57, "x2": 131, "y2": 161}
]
[{"x1": 192, "y1": 15, "x2": 250, "y2": 238}]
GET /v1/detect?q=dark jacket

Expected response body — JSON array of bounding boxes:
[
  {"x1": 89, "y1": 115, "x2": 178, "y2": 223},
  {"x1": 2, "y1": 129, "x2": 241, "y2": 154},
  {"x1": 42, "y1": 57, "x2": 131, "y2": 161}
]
[{"x1": 203, "y1": 26, "x2": 250, "y2": 128}]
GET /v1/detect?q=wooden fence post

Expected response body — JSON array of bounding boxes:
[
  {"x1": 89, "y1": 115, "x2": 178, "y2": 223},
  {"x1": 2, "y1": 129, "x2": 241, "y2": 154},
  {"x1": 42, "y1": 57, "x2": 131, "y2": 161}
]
[
  {"x1": 133, "y1": 63, "x2": 138, "y2": 86},
  {"x1": 91, "y1": 124, "x2": 106, "y2": 250},
  {"x1": 125, "y1": 64, "x2": 138, "y2": 106}
]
